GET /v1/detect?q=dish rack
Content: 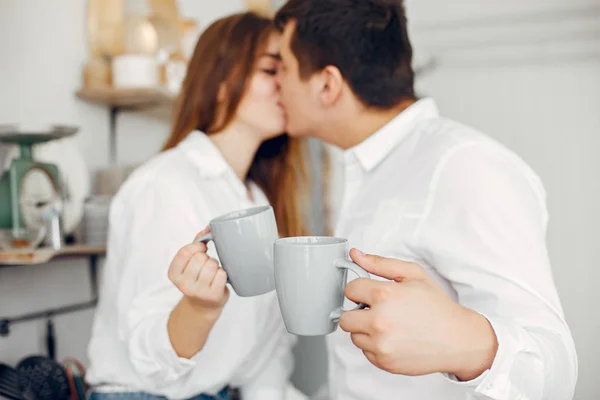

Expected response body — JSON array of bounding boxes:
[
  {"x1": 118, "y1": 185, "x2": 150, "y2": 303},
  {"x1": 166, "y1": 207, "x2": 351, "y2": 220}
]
[{"x1": 0, "y1": 364, "x2": 21, "y2": 400}]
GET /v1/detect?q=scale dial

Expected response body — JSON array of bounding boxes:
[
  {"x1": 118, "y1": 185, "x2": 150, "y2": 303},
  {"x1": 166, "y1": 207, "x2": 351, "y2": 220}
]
[{"x1": 18, "y1": 166, "x2": 61, "y2": 232}]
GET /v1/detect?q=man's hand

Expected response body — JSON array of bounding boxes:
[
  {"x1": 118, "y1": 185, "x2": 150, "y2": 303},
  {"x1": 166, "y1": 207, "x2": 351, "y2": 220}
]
[{"x1": 339, "y1": 249, "x2": 498, "y2": 381}]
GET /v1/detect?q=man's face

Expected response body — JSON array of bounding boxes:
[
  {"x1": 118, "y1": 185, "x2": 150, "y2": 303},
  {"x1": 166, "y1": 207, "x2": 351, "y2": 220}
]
[{"x1": 277, "y1": 21, "x2": 321, "y2": 138}]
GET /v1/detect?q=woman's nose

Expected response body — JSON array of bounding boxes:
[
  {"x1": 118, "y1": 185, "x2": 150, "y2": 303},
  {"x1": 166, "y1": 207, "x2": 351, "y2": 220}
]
[{"x1": 275, "y1": 70, "x2": 282, "y2": 91}]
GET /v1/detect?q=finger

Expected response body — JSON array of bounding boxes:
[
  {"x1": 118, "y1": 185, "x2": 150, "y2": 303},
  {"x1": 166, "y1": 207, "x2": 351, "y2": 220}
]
[
  {"x1": 209, "y1": 269, "x2": 229, "y2": 300},
  {"x1": 345, "y1": 278, "x2": 393, "y2": 306},
  {"x1": 350, "y1": 333, "x2": 377, "y2": 353},
  {"x1": 349, "y1": 249, "x2": 426, "y2": 281},
  {"x1": 210, "y1": 268, "x2": 228, "y2": 291},
  {"x1": 363, "y1": 350, "x2": 381, "y2": 369},
  {"x1": 194, "y1": 226, "x2": 212, "y2": 242},
  {"x1": 170, "y1": 243, "x2": 207, "y2": 277},
  {"x1": 222, "y1": 286, "x2": 231, "y2": 303},
  {"x1": 195, "y1": 258, "x2": 220, "y2": 288},
  {"x1": 339, "y1": 309, "x2": 370, "y2": 334},
  {"x1": 182, "y1": 252, "x2": 207, "y2": 282}
]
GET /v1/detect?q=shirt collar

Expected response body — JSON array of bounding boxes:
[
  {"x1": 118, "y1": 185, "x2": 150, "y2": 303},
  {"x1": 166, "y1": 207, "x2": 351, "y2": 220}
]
[
  {"x1": 347, "y1": 98, "x2": 440, "y2": 172},
  {"x1": 177, "y1": 131, "x2": 256, "y2": 202},
  {"x1": 178, "y1": 131, "x2": 229, "y2": 178}
]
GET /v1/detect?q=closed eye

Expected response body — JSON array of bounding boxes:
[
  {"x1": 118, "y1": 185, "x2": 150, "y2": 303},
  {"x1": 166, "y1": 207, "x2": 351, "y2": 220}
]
[{"x1": 262, "y1": 69, "x2": 277, "y2": 76}]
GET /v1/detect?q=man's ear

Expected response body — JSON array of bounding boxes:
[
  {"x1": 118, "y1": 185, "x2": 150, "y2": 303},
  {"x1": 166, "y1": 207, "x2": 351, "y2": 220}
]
[{"x1": 319, "y1": 65, "x2": 344, "y2": 107}]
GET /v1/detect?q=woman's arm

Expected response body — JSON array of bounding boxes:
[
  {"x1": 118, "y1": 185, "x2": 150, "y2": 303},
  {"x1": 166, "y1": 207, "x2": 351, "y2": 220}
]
[
  {"x1": 167, "y1": 231, "x2": 230, "y2": 359},
  {"x1": 111, "y1": 178, "x2": 226, "y2": 393}
]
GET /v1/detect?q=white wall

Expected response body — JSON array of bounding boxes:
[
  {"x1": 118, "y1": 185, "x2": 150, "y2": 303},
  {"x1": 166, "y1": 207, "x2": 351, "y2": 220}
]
[{"x1": 407, "y1": 1, "x2": 600, "y2": 399}]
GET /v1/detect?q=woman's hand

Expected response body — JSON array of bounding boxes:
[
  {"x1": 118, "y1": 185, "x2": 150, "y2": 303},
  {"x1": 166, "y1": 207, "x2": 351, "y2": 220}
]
[
  {"x1": 167, "y1": 228, "x2": 230, "y2": 358},
  {"x1": 168, "y1": 228, "x2": 230, "y2": 312}
]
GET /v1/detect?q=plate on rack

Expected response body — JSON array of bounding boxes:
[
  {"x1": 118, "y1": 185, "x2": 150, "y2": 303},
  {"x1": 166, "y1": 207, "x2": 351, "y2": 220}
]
[{"x1": 0, "y1": 124, "x2": 78, "y2": 143}]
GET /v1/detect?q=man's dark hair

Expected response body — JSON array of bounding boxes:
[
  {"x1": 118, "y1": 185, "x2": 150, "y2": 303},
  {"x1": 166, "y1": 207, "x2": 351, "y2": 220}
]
[{"x1": 275, "y1": 0, "x2": 415, "y2": 109}]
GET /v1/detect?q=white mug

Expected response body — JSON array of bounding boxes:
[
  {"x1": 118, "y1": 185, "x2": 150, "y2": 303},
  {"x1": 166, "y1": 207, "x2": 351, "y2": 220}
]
[
  {"x1": 274, "y1": 236, "x2": 370, "y2": 336},
  {"x1": 195, "y1": 206, "x2": 279, "y2": 297},
  {"x1": 112, "y1": 54, "x2": 158, "y2": 89}
]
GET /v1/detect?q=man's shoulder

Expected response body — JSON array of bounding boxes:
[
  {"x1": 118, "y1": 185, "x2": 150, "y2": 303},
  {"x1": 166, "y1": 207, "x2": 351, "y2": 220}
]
[
  {"x1": 413, "y1": 117, "x2": 526, "y2": 172},
  {"x1": 416, "y1": 117, "x2": 495, "y2": 154},
  {"x1": 417, "y1": 118, "x2": 546, "y2": 206},
  {"x1": 400, "y1": 116, "x2": 544, "y2": 198}
]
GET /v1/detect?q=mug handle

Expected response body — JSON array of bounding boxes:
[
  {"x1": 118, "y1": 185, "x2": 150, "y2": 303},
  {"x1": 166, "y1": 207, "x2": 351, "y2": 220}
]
[
  {"x1": 329, "y1": 259, "x2": 371, "y2": 322},
  {"x1": 193, "y1": 232, "x2": 230, "y2": 284},
  {"x1": 194, "y1": 232, "x2": 214, "y2": 244}
]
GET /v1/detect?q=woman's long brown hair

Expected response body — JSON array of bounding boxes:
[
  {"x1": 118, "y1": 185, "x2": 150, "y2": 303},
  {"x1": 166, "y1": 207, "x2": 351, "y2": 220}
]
[{"x1": 163, "y1": 12, "x2": 308, "y2": 237}]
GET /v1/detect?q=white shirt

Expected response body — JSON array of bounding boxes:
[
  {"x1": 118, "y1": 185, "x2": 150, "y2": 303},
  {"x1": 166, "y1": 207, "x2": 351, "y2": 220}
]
[
  {"x1": 328, "y1": 99, "x2": 578, "y2": 400},
  {"x1": 86, "y1": 132, "x2": 296, "y2": 400}
]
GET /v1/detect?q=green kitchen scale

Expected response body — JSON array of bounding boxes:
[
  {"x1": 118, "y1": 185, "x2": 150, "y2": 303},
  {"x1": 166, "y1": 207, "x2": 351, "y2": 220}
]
[{"x1": 0, "y1": 125, "x2": 77, "y2": 248}]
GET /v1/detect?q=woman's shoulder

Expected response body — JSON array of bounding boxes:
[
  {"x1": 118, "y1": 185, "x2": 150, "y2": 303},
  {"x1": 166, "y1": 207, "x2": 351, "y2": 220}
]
[{"x1": 114, "y1": 148, "x2": 199, "y2": 205}]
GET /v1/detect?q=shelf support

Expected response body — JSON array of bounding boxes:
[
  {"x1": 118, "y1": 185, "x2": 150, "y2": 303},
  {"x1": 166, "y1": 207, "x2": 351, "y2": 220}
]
[
  {"x1": 109, "y1": 106, "x2": 120, "y2": 165},
  {"x1": 0, "y1": 255, "x2": 100, "y2": 343}
]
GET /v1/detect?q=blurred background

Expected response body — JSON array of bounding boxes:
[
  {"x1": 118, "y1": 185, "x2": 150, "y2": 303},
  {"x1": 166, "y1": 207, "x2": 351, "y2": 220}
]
[{"x1": 0, "y1": 0, "x2": 598, "y2": 399}]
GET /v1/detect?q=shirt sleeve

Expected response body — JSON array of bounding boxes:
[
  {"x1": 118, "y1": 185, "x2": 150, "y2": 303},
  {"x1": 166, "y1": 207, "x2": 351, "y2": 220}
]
[
  {"x1": 110, "y1": 176, "x2": 209, "y2": 393},
  {"x1": 236, "y1": 295, "x2": 297, "y2": 400},
  {"x1": 415, "y1": 143, "x2": 578, "y2": 400}
]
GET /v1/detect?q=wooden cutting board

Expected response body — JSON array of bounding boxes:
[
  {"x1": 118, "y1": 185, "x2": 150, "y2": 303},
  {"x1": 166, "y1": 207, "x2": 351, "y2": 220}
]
[
  {"x1": 87, "y1": 0, "x2": 182, "y2": 58},
  {"x1": 246, "y1": 0, "x2": 277, "y2": 16},
  {"x1": 88, "y1": 0, "x2": 126, "y2": 58},
  {"x1": 149, "y1": 0, "x2": 183, "y2": 57}
]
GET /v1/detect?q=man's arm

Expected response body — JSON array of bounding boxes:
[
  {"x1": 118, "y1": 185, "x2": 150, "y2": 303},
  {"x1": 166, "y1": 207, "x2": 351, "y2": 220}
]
[{"x1": 341, "y1": 143, "x2": 577, "y2": 399}]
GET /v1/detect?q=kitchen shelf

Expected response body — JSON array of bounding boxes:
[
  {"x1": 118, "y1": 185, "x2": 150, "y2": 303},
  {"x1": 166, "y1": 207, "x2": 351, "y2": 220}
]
[
  {"x1": 76, "y1": 87, "x2": 175, "y2": 109},
  {"x1": 0, "y1": 245, "x2": 106, "y2": 266},
  {"x1": 75, "y1": 87, "x2": 176, "y2": 165}
]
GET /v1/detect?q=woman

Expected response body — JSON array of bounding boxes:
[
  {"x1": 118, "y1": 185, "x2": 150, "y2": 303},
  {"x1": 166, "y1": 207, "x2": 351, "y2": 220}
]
[{"x1": 86, "y1": 12, "x2": 308, "y2": 400}]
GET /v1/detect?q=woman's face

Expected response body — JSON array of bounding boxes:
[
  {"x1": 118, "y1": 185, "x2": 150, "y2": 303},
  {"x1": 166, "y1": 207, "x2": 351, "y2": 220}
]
[{"x1": 235, "y1": 32, "x2": 285, "y2": 140}]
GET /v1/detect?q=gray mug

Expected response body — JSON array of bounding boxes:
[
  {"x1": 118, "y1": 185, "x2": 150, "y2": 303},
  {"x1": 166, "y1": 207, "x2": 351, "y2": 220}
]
[
  {"x1": 274, "y1": 236, "x2": 370, "y2": 336},
  {"x1": 195, "y1": 205, "x2": 278, "y2": 297}
]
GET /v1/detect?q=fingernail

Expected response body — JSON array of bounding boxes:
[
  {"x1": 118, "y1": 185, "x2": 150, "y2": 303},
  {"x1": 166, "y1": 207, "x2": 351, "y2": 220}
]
[{"x1": 355, "y1": 249, "x2": 365, "y2": 255}]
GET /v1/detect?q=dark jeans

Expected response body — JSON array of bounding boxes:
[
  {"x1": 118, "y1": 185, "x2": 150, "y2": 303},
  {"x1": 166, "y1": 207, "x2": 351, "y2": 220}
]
[{"x1": 88, "y1": 386, "x2": 232, "y2": 400}]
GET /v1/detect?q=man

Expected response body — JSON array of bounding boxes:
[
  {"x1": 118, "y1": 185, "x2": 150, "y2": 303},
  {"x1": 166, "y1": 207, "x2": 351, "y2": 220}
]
[{"x1": 274, "y1": 0, "x2": 577, "y2": 399}]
